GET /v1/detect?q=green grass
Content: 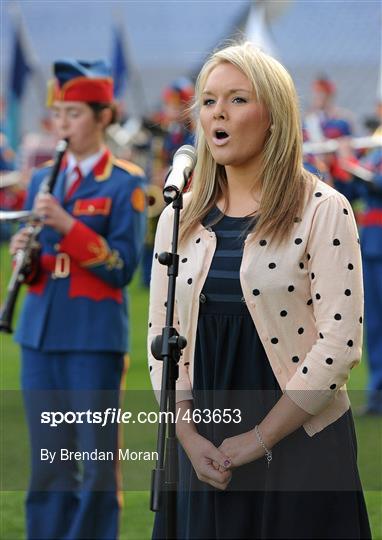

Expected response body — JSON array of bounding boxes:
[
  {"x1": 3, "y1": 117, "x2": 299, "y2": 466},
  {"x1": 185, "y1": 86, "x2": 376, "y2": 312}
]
[{"x1": 0, "y1": 245, "x2": 381, "y2": 539}]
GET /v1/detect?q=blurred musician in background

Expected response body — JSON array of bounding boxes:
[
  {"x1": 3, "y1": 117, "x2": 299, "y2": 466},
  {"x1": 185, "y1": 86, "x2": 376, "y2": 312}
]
[
  {"x1": 140, "y1": 77, "x2": 195, "y2": 287},
  {"x1": 304, "y1": 74, "x2": 354, "y2": 142},
  {"x1": 17, "y1": 115, "x2": 57, "y2": 181},
  {"x1": 304, "y1": 84, "x2": 382, "y2": 416},
  {"x1": 303, "y1": 74, "x2": 354, "y2": 183},
  {"x1": 0, "y1": 128, "x2": 25, "y2": 241},
  {"x1": 333, "y1": 102, "x2": 382, "y2": 416}
]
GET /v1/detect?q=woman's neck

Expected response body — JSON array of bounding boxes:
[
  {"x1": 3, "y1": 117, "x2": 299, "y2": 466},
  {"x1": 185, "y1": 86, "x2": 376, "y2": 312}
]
[{"x1": 219, "y1": 165, "x2": 262, "y2": 217}]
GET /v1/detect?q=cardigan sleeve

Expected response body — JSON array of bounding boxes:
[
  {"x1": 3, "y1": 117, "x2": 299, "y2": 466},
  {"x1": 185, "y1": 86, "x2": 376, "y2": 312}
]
[
  {"x1": 147, "y1": 206, "x2": 193, "y2": 404},
  {"x1": 285, "y1": 191, "x2": 364, "y2": 415}
]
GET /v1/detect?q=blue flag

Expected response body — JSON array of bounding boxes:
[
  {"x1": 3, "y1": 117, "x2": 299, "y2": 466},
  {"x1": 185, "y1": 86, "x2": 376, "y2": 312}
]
[
  {"x1": 111, "y1": 24, "x2": 128, "y2": 100},
  {"x1": 6, "y1": 17, "x2": 32, "y2": 150}
]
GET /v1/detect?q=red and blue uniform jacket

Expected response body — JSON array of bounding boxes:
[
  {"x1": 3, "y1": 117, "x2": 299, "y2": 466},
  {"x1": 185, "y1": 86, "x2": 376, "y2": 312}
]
[
  {"x1": 162, "y1": 123, "x2": 194, "y2": 166},
  {"x1": 303, "y1": 112, "x2": 352, "y2": 180},
  {"x1": 320, "y1": 116, "x2": 352, "y2": 139},
  {"x1": 15, "y1": 149, "x2": 146, "y2": 352},
  {"x1": 334, "y1": 147, "x2": 382, "y2": 260}
]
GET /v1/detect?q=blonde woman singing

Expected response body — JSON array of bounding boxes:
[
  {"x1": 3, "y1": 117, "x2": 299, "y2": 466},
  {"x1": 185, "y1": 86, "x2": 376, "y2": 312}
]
[{"x1": 148, "y1": 42, "x2": 371, "y2": 539}]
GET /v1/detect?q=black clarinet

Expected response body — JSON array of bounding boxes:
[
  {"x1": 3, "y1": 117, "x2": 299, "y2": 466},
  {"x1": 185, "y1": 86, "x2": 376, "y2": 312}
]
[{"x1": 0, "y1": 139, "x2": 68, "y2": 333}]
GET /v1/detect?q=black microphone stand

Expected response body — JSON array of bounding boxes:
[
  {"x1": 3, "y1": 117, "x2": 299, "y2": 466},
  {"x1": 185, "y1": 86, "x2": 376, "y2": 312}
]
[{"x1": 150, "y1": 186, "x2": 187, "y2": 539}]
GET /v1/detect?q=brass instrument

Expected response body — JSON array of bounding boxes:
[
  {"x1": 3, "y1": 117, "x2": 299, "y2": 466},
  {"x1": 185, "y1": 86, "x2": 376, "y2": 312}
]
[
  {"x1": 0, "y1": 210, "x2": 40, "y2": 222},
  {"x1": 145, "y1": 184, "x2": 165, "y2": 248},
  {"x1": 303, "y1": 135, "x2": 381, "y2": 155},
  {"x1": 147, "y1": 184, "x2": 165, "y2": 219},
  {"x1": 303, "y1": 134, "x2": 382, "y2": 193}
]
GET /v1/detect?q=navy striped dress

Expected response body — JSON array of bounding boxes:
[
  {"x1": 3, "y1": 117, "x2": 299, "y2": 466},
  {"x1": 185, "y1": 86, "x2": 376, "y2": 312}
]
[{"x1": 153, "y1": 207, "x2": 371, "y2": 539}]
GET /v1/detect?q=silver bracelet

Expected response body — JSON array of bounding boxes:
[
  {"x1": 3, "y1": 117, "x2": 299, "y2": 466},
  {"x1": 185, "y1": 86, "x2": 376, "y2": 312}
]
[{"x1": 254, "y1": 425, "x2": 272, "y2": 468}]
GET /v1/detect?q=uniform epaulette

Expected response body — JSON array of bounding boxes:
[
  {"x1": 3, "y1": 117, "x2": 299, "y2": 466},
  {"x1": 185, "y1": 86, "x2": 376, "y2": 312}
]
[{"x1": 113, "y1": 158, "x2": 144, "y2": 177}]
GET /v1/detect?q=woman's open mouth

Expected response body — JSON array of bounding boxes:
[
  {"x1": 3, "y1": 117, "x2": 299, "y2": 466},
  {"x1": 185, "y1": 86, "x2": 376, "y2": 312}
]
[{"x1": 212, "y1": 129, "x2": 230, "y2": 146}]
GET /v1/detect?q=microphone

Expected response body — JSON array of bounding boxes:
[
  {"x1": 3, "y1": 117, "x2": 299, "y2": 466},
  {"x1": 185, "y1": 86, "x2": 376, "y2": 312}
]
[{"x1": 163, "y1": 145, "x2": 196, "y2": 203}]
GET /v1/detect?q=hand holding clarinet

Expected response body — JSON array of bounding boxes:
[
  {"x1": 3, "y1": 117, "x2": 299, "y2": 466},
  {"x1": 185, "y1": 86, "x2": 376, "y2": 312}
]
[{"x1": 0, "y1": 138, "x2": 68, "y2": 333}]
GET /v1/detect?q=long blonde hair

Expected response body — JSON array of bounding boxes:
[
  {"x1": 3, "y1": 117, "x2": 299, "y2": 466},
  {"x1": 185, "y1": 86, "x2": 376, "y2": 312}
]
[{"x1": 179, "y1": 41, "x2": 315, "y2": 244}]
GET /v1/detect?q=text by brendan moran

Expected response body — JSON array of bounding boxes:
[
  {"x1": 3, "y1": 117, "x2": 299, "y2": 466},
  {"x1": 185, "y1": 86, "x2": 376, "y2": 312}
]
[{"x1": 41, "y1": 448, "x2": 159, "y2": 463}]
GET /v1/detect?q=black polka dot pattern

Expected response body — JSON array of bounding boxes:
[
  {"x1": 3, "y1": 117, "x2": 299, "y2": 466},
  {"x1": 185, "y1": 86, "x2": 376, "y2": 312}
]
[
  {"x1": 164, "y1": 301, "x2": 167, "y2": 307},
  {"x1": 149, "y1": 366, "x2": 152, "y2": 372},
  {"x1": 149, "y1": 322, "x2": 152, "y2": 328},
  {"x1": 148, "y1": 191, "x2": 362, "y2": 414},
  {"x1": 294, "y1": 217, "x2": 302, "y2": 223}
]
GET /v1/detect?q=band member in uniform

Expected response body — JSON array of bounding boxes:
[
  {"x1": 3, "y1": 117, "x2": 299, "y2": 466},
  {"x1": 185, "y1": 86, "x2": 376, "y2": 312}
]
[
  {"x1": 9, "y1": 59, "x2": 146, "y2": 539},
  {"x1": 333, "y1": 110, "x2": 382, "y2": 415},
  {"x1": 305, "y1": 83, "x2": 382, "y2": 415},
  {"x1": 160, "y1": 77, "x2": 195, "y2": 163},
  {"x1": 0, "y1": 130, "x2": 25, "y2": 241},
  {"x1": 303, "y1": 75, "x2": 355, "y2": 184},
  {"x1": 304, "y1": 75, "x2": 354, "y2": 141},
  {"x1": 141, "y1": 77, "x2": 195, "y2": 287},
  {"x1": 148, "y1": 42, "x2": 370, "y2": 539}
]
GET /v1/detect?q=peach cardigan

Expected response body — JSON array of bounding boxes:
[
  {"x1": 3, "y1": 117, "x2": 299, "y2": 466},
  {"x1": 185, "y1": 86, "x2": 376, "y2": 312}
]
[{"x1": 148, "y1": 179, "x2": 363, "y2": 436}]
